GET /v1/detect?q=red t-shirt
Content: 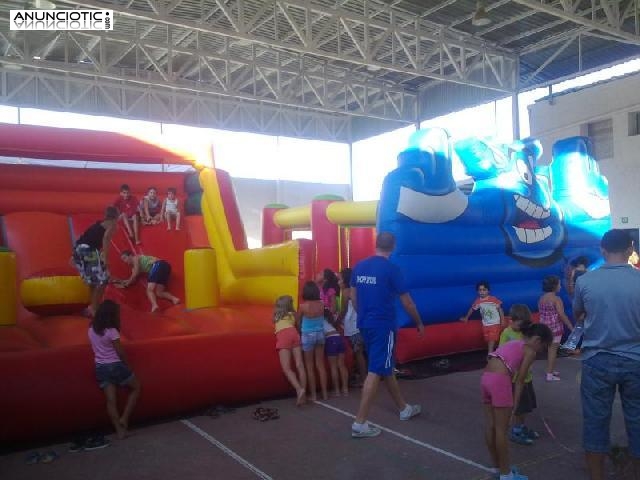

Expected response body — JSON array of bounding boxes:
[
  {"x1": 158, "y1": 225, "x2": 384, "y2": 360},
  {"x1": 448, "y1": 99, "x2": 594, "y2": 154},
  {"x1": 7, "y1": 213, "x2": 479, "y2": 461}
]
[{"x1": 114, "y1": 195, "x2": 139, "y2": 217}]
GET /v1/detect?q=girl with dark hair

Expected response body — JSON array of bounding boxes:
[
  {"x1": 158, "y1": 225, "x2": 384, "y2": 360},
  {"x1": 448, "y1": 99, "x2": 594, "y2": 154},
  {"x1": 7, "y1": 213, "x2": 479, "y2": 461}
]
[
  {"x1": 297, "y1": 281, "x2": 328, "y2": 401},
  {"x1": 538, "y1": 275, "x2": 574, "y2": 381},
  {"x1": 338, "y1": 268, "x2": 367, "y2": 386},
  {"x1": 88, "y1": 300, "x2": 141, "y2": 441},
  {"x1": 318, "y1": 268, "x2": 340, "y2": 315},
  {"x1": 481, "y1": 321, "x2": 552, "y2": 480}
]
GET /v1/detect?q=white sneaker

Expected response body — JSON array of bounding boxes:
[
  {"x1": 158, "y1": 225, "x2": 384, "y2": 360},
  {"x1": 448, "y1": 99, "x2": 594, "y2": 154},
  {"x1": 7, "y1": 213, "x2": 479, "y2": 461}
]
[
  {"x1": 400, "y1": 404, "x2": 421, "y2": 421},
  {"x1": 351, "y1": 423, "x2": 382, "y2": 438}
]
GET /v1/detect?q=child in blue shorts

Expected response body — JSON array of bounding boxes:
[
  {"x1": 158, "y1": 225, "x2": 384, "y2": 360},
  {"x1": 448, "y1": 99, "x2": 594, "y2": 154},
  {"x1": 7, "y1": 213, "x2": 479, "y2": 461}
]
[{"x1": 88, "y1": 300, "x2": 141, "y2": 440}]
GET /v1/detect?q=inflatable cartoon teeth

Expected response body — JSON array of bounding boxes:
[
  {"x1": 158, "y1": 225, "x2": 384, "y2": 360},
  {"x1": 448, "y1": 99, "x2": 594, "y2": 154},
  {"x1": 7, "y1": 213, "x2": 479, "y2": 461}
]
[{"x1": 377, "y1": 128, "x2": 610, "y2": 328}]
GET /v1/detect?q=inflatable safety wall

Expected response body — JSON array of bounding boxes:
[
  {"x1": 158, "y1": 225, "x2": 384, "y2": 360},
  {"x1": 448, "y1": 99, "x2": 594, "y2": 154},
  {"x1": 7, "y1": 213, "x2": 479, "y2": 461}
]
[{"x1": 378, "y1": 128, "x2": 611, "y2": 328}]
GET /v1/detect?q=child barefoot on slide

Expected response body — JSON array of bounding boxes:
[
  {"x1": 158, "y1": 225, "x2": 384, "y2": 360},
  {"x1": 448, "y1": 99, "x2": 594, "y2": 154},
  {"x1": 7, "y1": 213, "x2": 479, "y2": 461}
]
[{"x1": 117, "y1": 251, "x2": 180, "y2": 313}]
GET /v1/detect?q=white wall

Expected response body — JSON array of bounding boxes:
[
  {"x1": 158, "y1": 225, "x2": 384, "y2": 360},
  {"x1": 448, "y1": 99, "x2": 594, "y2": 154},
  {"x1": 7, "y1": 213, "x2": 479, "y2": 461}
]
[
  {"x1": 529, "y1": 73, "x2": 640, "y2": 229},
  {"x1": 231, "y1": 178, "x2": 351, "y2": 248}
]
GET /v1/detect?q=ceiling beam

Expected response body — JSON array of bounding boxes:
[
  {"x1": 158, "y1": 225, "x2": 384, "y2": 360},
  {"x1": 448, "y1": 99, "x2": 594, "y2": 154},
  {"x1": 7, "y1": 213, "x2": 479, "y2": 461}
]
[
  {"x1": 513, "y1": 0, "x2": 640, "y2": 45},
  {"x1": 58, "y1": 0, "x2": 516, "y2": 92}
]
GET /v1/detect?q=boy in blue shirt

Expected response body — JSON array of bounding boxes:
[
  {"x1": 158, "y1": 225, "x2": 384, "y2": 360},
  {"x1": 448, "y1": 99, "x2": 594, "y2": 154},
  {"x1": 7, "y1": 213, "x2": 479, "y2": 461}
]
[{"x1": 350, "y1": 232, "x2": 424, "y2": 438}]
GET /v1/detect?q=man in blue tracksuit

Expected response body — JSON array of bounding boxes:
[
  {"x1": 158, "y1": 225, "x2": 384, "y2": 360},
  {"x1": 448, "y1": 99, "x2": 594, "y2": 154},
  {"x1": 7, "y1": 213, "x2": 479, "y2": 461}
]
[{"x1": 350, "y1": 232, "x2": 425, "y2": 438}]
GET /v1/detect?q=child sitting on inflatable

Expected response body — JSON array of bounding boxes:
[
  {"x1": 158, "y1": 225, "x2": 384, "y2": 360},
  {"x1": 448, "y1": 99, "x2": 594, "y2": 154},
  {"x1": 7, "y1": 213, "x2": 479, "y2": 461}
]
[
  {"x1": 113, "y1": 184, "x2": 141, "y2": 245},
  {"x1": 140, "y1": 186, "x2": 163, "y2": 226},
  {"x1": 162, "y1": 187, "x2": 181, "y2": 231}
]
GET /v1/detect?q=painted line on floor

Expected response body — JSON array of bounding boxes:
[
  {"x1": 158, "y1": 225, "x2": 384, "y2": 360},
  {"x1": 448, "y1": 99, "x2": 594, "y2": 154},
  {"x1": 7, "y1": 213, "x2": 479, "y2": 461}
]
[
  {"x1": 315, "y1": 400, "x2": 493, "y2": 473},
  {"x1": 181, "y1": 419, "x2": 274, "y2": 480}
]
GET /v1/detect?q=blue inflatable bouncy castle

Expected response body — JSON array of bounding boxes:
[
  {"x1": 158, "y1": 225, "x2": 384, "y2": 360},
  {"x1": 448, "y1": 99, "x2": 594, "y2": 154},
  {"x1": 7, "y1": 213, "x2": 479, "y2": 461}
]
[{"x1": 378, "y1": 128, "x2": 611, "y2": 335}]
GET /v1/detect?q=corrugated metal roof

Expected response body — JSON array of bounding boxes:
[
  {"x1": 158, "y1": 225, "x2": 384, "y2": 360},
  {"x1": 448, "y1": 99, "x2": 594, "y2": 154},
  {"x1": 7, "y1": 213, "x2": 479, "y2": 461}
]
[
  {"x1": 385, "y1": 0, "x2": 640, "y2": 92},
  {"x1": 1, "y1": 0, "x2": 639, "y2": 137}
]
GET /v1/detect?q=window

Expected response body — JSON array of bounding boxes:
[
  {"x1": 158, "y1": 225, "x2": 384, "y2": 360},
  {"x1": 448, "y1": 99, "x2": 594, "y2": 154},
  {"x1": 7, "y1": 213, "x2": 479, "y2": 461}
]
[
  {"x1": 629, "y1": 111, "x2": 640, "y2": 136},
  {"x1": 584, "y1": 118, "x2": 613, "y2": 160}
]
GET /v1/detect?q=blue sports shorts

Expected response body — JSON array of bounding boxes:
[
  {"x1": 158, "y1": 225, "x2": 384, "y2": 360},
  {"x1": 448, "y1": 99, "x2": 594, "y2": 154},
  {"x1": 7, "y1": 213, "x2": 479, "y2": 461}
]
[{"x1": 361, "y1": 327, "x2": 395, "y2": 376}]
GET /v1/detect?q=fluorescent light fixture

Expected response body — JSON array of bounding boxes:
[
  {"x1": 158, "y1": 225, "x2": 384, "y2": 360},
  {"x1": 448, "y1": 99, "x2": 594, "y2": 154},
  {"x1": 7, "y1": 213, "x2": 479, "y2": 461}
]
[
  {"x1": 33, "y1": 0, "x2": 56, "y2": 9},
  {"x1": 2, "y1": 63, "x2": 23, "y2": 71},
  {"x1": 472, "y1": 1, "x2": 492, "y2": 27}
]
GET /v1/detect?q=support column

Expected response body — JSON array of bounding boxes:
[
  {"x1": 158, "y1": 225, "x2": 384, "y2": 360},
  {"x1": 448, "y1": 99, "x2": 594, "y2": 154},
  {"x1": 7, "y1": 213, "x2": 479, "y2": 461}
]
[{"x1": 512, "y1": 59, "x2": 521, "y2": 140}]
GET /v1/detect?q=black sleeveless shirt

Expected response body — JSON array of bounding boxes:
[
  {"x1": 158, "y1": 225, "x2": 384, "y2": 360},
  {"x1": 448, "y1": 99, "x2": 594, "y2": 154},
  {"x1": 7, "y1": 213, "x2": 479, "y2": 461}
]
[{"x1": 76, "y1": 222, "x2": 106, "y2": 250}]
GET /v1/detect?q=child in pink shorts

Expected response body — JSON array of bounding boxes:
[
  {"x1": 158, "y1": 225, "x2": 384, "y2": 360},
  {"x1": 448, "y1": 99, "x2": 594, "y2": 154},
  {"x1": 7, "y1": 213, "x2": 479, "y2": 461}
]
[
  {"x1": 273, "y1": 295, "x2": 306, "y2": 406},
  {"x1": 481, "y1": 317, "x2": 552, "y2": 480}
]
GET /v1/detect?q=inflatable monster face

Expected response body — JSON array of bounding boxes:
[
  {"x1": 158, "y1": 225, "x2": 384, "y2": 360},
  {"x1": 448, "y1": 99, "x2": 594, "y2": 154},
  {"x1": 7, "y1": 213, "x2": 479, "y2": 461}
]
[
  {"x1": 377, "y1": 128, "x2": 610, "y2": 327},
  {"x1": 455, "y1": 137, "x2": 565, "y2": 266}
]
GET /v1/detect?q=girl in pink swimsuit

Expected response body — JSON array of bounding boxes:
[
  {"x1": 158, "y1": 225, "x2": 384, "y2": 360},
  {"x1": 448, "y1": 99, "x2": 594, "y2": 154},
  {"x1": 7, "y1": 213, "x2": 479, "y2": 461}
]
[
  {"x1": 538, "y1": 275, "x2": 574, "y2": 381},
  {"x1": 481, "y1": 318, "x2": 552, "y2": 480}
]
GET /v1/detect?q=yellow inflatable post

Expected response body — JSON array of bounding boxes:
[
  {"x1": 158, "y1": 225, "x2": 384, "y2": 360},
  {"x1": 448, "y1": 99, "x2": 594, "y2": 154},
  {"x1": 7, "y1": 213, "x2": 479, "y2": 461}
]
[
  {"x1": 0, "y1": 251, "x2": 17, "y2": 325},
  {"x1": 184, "y1": 248, "x2": 219, "y2": 309},
  {"x1": 199, "y1": 168, "x2": 300, "y2": 305}
]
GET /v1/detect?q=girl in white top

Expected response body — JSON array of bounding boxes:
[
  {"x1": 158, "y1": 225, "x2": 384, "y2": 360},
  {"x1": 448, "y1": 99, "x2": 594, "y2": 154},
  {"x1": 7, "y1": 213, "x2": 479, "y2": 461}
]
[
  {"x1": 162, "y1": 187, "x2": 181, "y2": 231},
  {"x1": 339, "y1": 268, "x2": 367, "y2": 386}
]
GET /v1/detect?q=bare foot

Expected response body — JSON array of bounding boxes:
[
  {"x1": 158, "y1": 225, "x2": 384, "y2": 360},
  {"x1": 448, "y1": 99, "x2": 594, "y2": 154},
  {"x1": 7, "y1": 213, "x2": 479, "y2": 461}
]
[
  {"x1": 296, "y1": 389, "x2": 306, "y2": 406},
  {"x1": 175, "y1": 227, "x2": 181, "y2": 231},
  {"x1": 322, "y1": 393, "x2": 329, "y2": 401},
  {"x1": 135, "y1": 240, "x2": 141, "y2": 245},
  {"x1": 166, "y1": 226, "x2": 171, "y2": 231},
  {"x1": 309, "y1": 394, "x2": 317, "y2": 402},
  {"x1": 115, "y1": 423, "x2": 126, "y2": 440},
  {"x1": 151, "y1": 305, "x2": 159, "y2": 313},
  {"x1": 171, "y1": 298, "x2": 180, "y2": 305}
]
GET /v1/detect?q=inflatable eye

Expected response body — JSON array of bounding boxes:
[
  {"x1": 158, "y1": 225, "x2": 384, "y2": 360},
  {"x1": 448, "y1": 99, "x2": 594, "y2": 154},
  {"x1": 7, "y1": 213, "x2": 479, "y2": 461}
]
[{"x1": 516, "y1": 158, "x2": 533, "y2": 185}]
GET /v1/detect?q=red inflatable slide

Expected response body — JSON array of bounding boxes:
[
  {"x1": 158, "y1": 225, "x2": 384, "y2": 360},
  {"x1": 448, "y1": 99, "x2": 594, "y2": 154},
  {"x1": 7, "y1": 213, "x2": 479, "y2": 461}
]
[{"x1": 0, "y1": 124, "x2": 306, "y2": 444}]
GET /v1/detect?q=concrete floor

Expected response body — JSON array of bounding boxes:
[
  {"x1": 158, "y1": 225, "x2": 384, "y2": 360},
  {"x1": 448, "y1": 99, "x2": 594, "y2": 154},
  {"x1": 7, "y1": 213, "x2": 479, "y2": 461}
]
[{"x1": 0, "y1": 355, "x2": 633, "y2": 480}]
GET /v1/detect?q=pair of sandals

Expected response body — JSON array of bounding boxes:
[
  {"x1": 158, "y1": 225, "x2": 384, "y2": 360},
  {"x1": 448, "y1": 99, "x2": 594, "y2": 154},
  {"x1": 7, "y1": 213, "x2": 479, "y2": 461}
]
[
  {"x1": 25, "y1": 451, "x2": 59, "y2": 465},
  {"x1": 252, "y1": 407, "x2": 279, "y2": 422}
]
